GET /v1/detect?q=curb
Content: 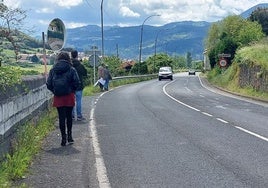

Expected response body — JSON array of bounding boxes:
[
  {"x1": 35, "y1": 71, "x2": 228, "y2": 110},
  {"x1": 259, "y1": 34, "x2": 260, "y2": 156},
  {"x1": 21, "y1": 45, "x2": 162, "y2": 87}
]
[{"x1": 199, "y1": 75, "x2": 268, "y2": 104}]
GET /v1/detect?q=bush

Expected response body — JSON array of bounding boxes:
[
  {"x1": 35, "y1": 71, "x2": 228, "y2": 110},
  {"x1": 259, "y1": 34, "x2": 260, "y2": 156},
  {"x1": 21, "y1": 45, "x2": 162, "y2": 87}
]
[{"x1": 0, "y1": 66, "x2": 22, "y2": 91}]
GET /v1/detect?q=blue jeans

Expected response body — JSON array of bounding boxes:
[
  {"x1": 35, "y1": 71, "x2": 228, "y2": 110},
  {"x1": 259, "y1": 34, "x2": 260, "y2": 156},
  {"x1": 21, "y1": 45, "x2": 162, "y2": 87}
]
[
  {"x1": 104, "y1": 79, "x2": 110, "y2": 90},
  {"x1": 73, "y1": 90, "x2": 83, "y2": 118}
]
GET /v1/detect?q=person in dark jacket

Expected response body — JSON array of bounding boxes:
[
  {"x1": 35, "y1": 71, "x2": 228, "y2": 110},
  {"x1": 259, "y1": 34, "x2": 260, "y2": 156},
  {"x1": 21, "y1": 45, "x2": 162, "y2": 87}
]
[
  {"x1": 46, "y1": 51, "x2": 80, "y2": 146},
  {"x1": 103, "y1": 64, "x2": 112, "y2": 91},
  {"x1": 71, "y1": 50, "x2": 88, "y2": 121}
]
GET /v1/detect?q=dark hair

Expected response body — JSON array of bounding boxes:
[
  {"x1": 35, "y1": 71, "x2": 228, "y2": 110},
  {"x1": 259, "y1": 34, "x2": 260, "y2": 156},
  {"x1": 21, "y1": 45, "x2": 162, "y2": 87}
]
[
  {"x1": 71, "y1": 50, "x2": 78, "y2": 59},
  {"x1": 56, "y1": 51, "x2": 71, "y2": 63}
]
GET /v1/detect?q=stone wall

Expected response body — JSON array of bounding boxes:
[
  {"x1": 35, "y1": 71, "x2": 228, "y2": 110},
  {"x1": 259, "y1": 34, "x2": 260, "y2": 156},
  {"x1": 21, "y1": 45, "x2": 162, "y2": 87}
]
[
  {"x1": 239, "y1": 64, "x2": 268, "y2": 92},
  {"x1": 0, "y1": 75, "x2": 52, "y2": 159}
]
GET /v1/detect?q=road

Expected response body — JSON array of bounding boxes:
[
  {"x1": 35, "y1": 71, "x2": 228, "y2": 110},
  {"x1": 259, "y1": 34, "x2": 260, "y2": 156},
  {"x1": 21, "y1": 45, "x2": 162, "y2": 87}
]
[{"x1": 92, "y1": 72, "x2": 268, "y2": 187}]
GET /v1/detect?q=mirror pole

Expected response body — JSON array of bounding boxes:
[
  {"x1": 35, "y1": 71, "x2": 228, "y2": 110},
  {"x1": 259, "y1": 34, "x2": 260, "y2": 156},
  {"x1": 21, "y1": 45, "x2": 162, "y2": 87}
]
[{"x1": 42, "y1": 32, "x2": 48, "y2": 78}]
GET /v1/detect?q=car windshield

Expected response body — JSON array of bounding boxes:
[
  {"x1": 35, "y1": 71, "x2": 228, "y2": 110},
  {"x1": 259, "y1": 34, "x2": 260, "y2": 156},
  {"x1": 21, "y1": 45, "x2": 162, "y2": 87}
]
[{"x1": 159, "y1": 68, "x2": 171, "y2": 72}]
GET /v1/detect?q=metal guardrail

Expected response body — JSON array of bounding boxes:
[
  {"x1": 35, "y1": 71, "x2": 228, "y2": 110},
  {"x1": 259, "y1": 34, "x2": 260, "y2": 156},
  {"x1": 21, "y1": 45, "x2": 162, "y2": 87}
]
[{"x1": 111, "y1": 74, "x2": 158, "y2": 81}]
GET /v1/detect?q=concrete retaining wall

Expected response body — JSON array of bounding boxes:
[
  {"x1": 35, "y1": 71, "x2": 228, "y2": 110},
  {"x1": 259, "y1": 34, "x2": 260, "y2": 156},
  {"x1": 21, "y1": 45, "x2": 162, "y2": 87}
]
[
  {"x1": 239, "y1": 64, "x2": 268, "y2": 92},
  {"x1": 0, "y1": 75, "x2": 52, "y2": 159}
]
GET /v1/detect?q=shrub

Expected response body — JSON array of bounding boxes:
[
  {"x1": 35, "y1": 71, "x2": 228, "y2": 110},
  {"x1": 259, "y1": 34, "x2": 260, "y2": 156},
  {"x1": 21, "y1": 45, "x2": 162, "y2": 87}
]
[{"x1": 0, "y1": 66, "x2": 22, "y2": 91}]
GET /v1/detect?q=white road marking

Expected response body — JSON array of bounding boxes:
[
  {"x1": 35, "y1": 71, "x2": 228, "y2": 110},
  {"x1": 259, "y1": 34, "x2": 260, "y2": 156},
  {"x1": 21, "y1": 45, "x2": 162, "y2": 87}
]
[
  {"x1": 235, "y1": 126, "x2": 268, "y2": 142},
  {"x1": 185, "y1": 87, "x2": 192, "y2": 92},
  {"x1": 216, "y1": 105, "x2": 227, "y2": 110},
  {"x1": 163, "y1": 82, "x2": 200, "y2": 112},
  {"x1": 216, "y1": 118, "x2": 229, "y2": 124},
  {"x1": 202, "y1": 112, "x2": 213, "y2": 117},
  {"x1": 90, "y1": 104, "x2": 111, "y2": 188}
]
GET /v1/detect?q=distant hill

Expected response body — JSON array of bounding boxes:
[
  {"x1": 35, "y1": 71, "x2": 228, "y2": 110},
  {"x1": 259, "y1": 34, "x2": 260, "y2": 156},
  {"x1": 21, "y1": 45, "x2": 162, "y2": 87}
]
[
  {"x1": 66, "y1": 21, "x2": 211, "y2": 60},
  {"x1": 240, "y1": 3, "x2": 268, "y2": 19},
  {"x1": 63, "y1": 3, "x2": 268, "y2": 60}
]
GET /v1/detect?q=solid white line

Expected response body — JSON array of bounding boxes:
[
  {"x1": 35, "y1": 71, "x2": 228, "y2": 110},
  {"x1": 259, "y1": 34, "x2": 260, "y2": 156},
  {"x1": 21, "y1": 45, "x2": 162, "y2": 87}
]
[
  {"x1": 235, "y1": 126, "x2": 268, "y2": 142},
  {"x1": 90, "y1": 108, "x2": 111, "y2": 188},
  {"x1": 163, "y1": 83, "x2": 200, "y2": 112},
  {"x1": 216, "y1": 118, "x2": 229, "y2": 124}
]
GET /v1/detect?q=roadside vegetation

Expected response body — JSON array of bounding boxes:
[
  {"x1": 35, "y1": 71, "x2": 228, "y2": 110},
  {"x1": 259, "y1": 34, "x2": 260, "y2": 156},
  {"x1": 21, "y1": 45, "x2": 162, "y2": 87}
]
[
  {"x1": 205, "y1": 8, "x2": 268, "y2": 101},
  {"x1": 207, "y1": 38, "x2": 268, "y2": 101},
  {"x1": 0, "y1": 109, "x2": 57, "y2": 188}
]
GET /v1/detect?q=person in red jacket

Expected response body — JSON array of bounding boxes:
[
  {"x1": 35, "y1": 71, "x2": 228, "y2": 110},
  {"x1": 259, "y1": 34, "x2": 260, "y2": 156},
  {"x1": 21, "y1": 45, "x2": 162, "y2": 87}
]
[{"x1": 46, "y1": 51, "x2": 80, "y2": 146}]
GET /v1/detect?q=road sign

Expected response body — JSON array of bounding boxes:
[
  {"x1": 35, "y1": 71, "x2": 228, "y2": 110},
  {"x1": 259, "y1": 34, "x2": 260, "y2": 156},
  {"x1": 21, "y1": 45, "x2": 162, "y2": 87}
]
[
  {"x1": 218, "y1": 53, "x2": 231, "y2": 58},
  {"x1": 89, "y1": 54, "x2": 101, "y2": 67},
  {"x1": 219, "y1": 58, "x2": 228, "y2": 67}
]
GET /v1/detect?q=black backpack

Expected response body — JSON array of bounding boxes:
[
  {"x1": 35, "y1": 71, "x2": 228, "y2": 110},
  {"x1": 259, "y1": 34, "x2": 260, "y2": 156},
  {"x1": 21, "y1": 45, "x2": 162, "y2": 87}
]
[{"x1": 52, "y1": 70, "x2": 72, "y2": 96}]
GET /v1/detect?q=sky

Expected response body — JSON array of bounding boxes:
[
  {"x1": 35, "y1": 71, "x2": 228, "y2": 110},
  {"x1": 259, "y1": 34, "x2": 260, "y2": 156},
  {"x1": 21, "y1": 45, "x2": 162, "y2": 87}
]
[{"x1": 2, "y1": 0, "x2": 267, "y2": 35}]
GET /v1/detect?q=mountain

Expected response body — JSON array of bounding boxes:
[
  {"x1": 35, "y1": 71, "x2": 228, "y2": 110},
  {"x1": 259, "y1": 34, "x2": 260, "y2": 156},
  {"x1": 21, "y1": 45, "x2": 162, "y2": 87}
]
[
  {"x1": 240, "y1": 3, "x2": 268, "y2": 19},
  {"x1": 66, "y1": 21, "x2": 211, "y2": 60},
  {"x1": 64, "y1": 3, "x2": 268, "y2": 60}
]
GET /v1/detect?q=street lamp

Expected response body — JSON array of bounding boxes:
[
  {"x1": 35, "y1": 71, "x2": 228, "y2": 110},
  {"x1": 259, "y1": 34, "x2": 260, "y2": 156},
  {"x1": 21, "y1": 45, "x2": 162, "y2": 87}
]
[{"x1": 138, "y1": 14, "x2": 160, "y2": 74}]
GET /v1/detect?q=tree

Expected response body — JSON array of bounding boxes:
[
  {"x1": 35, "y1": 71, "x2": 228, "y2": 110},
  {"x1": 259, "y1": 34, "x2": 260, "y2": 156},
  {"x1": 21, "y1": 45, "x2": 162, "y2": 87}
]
[
  {"x1": 205, "y1": 15, "x2": 264, "y2": 68},
  {"x1": 0, "y1": 2, "x2": 27, "y2": 62},
  {"x1": 131, "y1": 62, "x2": 148, "y2": 75},
  {"x1": 146, "y1": 53, "x2": 173, "y2": 73},
  {"x1": 249, "y1": 7, "x2": 268, "y2": 35},
  {"x1": 186, "y1": 52, "x2": 192, "y2": 68},
  {"x1": 237, "y1": 21, "x2": 264, "y2": 45},
  {"x1": 103, "y1": 55, "x2": 123, "y2": 76},
  {"x1": 173, "y1": 55, "x2": 186, "y2": 69}
]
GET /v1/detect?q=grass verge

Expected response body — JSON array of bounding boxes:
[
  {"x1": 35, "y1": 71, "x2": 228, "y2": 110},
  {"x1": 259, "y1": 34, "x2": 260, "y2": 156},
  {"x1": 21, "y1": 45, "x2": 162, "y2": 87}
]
[
  {"x1": 206, "y1": 65, "x2": 268, "y2": 102},
  {"x1": 0, "y1": 109, "x2": 57, "y2": 188}
]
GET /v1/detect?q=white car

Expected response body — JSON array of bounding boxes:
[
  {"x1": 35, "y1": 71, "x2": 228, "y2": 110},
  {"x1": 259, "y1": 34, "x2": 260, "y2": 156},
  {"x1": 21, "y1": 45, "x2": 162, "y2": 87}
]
[
  {"x1": 188, "y1": 69, "x2": 196, "y2": 75},
  {"x1": 158, "y1": 66, "x2": 173, "y2": 81}
]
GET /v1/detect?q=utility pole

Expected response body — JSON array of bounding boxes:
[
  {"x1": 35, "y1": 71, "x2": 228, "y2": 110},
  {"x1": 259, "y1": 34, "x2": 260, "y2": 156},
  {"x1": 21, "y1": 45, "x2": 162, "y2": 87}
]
[
  {"x1": 116, "y1": 44, "x2": 119, "y2": 58},
  {"x1": 101, "y1": 0, "x2": 104, "y2": 58}
]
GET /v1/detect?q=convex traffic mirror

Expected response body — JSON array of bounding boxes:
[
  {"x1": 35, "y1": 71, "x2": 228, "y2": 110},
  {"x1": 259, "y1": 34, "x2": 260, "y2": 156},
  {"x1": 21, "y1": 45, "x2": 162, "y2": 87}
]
[{"x1": 47, "y1": 18, "x2": 66, "y2": 51}]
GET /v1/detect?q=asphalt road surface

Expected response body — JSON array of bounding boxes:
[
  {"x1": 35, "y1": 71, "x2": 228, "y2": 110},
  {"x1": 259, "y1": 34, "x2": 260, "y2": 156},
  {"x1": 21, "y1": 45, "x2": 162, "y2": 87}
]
[{"x1": 92, "y1": 72, "x2": 268, "y2": 188}]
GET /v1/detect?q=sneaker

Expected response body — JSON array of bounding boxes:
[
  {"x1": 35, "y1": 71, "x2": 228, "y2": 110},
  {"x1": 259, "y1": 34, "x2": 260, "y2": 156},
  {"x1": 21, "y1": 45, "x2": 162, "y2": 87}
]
[{"x1": 77, "y1": 116, "x2": 86, "y2": 121}]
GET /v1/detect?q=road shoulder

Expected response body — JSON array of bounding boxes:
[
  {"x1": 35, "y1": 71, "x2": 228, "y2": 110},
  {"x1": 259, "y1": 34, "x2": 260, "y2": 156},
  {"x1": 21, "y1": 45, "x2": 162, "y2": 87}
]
[{"x1": 18, "y1": 96, "x2": 99, "y2": 188}]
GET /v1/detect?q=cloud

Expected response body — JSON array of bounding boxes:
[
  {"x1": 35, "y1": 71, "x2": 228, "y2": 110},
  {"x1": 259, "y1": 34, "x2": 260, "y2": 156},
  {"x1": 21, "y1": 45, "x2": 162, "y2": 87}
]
[
  {"x1": 38, "y1": 19, "x2": 50, "y2": 26},
  {"x1": 120, "y1": 6, "x2": 140, "y2": 17},
  {"x1": 47, "y1": 0, "x2": 83, "y2": 8},
  {"x1": 65, "y1": 22, "x2": 88, "y2": 29},
  {"x1": 2, "y1": 0, "x2": 21, "y2": 8},
  {"x1": 35, "y1": 8, "x2": 54, "y2": 14},
  {"x1": 3, "y1": 0, "x2": 268, "y2": 36}
]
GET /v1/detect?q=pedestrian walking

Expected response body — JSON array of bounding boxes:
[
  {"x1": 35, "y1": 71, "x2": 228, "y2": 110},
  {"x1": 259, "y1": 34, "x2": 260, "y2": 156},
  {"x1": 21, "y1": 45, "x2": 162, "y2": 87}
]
[
  {"x1": 71, "y1": 50, "x2": 88, "y2": 121},
  {"x1": 103, "y1": 64, "x2": 112, "y2": 91},
  {"x1": 46, "y1": 51, "x2": 80, "y2": 146}
]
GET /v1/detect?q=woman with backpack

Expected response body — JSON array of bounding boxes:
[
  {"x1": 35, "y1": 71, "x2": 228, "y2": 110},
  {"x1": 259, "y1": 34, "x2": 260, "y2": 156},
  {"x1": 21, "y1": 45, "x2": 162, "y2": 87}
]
[{"x1": 46, "y1": 51, "x2": 80, "y2": 146}]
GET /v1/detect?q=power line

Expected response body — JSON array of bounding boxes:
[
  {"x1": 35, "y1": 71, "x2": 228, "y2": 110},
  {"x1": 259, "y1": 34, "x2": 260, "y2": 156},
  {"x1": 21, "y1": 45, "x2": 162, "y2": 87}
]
[{"x1": 83, "y1": 0, "x2": 120, "y2": 26}]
